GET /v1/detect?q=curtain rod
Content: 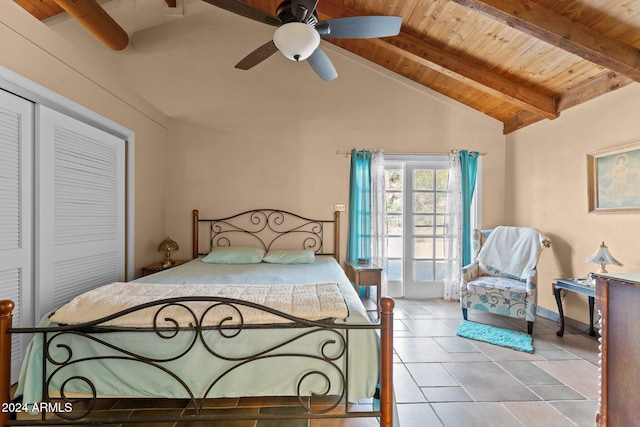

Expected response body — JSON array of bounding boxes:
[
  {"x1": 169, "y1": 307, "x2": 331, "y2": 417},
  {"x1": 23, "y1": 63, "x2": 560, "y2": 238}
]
[{"x1": 336, "y1": 150, "x2": 488, "y2": 157}]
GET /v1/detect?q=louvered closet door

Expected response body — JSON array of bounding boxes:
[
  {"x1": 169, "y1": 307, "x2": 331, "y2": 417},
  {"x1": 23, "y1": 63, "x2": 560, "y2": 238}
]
[
  {"x1": 0, "y1": 89, "x2": 34, "y2": 383},
  {"x1": 36, "y1": 105, "x2": 125, "y2": 320}
]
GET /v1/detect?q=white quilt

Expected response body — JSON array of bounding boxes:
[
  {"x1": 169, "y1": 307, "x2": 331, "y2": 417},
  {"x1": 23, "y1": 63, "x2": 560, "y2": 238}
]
[
  {"x1": 476, "y1": 226, "x2": 548, "y2": 279},
  {"x1": 49, "y1": 282, "x2": 349, "y2": 328}
]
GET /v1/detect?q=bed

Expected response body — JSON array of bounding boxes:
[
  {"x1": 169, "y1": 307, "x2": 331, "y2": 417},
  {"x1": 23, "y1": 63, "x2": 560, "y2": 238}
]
[{"x1": 0, "y1": 209, "x2": 395, "y2": 426}]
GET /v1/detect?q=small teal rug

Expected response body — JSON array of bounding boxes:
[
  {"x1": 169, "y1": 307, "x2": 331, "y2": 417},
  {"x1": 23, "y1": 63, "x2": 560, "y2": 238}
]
[{"x1": 456, "y1": 320, "x2": 534, "y2": 353}]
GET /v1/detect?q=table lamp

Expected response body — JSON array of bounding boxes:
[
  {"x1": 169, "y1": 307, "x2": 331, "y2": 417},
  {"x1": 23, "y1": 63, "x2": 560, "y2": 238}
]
[
  {"x1": 158, "y1": 237, "x2": 179, "y2": 268},
  {"x1": 584, "y1": 241, "x2": 623, "y2": 274}
]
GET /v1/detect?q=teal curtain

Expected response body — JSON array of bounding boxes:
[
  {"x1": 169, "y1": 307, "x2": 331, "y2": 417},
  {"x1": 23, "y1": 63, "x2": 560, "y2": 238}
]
[
  {"x1": 460, "y1": 150, "x2": 479, "y2": 266},
  {"x1": 347, "y1": 149, "x2": 372, "y2": 264}
]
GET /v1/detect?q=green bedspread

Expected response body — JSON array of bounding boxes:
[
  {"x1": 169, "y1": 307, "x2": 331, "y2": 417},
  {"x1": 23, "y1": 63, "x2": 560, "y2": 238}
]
[{"x1": 16, "y1": 257, "x2": 379, "y2": 406}]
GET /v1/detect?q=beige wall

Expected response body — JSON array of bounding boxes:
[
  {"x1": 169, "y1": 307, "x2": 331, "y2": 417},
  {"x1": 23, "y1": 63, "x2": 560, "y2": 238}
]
[
  {"x1": 164, "y1": 78, "x2": 506, "y2": 265},
  {"x1": 0, "y1": 2, "x2": 169, "y2": 273},
  {"x1": 506, "y1": 84, "x2": 640, "y2": 323}
]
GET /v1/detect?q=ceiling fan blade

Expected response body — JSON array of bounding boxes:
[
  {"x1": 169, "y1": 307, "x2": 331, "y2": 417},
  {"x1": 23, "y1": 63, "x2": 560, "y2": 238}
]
[
  {"x1": 291, "y1": 0, "x2": 318, "y2": 21},
  {"x1": 307, "y1": 48, "x2": 338, "y2": 81},
  {"x1": 317, "y1": 16, "x2": 402, "y2": 39},
  {"x1": 235, "y1": 41, "x2": 279, "y2": 70},
  {"x1": 202, "y1": 0, "x2": 281, "y2": 26}
]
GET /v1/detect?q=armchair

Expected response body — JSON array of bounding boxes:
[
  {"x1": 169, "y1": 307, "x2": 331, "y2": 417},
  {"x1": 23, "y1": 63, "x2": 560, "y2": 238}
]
[{"x1": 460, "y1": 227, "x2": 550, "y2": 335}]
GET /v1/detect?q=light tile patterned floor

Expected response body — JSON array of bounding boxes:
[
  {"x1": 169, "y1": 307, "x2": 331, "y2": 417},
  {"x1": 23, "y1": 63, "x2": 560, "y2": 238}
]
[
  {"x1": 12, "y1": 298, "x2": 600, "y2": 426},
  {"x1": 393, "y1": 298, "x2": 600, "y2": 427}
]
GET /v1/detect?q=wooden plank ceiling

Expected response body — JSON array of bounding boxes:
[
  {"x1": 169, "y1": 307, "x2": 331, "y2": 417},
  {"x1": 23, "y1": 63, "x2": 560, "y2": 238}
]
[{"x1": 15, "y1": 0, "x2": 640, "y2": 133}]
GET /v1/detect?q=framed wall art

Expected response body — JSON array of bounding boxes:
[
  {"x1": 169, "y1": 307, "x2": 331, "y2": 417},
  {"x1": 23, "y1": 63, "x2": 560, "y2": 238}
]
[{"x1": 587, "y1": 141, "x2": 640, "y2": 212}]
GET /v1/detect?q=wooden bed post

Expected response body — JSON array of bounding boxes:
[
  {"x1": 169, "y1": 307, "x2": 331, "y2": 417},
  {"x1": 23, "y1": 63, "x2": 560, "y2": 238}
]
[
  {"x1": 0, "y1": 300, "x2": 15, "y2": 426},
  {"x1": 334, "y1": 210, "x2": 340, "y2": 262},
  {"x1": 192, "y1": 209, "x2": 199, "y2": 259},
  {"x1": 379, "y1": 297, "x2": 394, "y2": 427}
]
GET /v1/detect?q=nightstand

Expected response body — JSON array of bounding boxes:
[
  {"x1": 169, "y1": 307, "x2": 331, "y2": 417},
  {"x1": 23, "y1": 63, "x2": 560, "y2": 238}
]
[
  {"x1": 345, "y1": 261, "x2": 382, "y2": 319},
  {"x1": 141, "y1": 259, "x2": 189, "y2": 277}
]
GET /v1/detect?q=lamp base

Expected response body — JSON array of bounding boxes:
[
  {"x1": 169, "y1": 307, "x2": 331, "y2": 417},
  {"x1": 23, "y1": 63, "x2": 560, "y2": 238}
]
[
  {"x1": 596, "y1": 265, "x2": 608, "y2": 274},
  {"x1": 162, "y1": 258, "x2": 175, "y2": 268}
]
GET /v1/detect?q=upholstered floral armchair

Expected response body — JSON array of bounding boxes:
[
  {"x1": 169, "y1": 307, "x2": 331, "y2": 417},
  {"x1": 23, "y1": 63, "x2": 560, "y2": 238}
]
[{"x1": 460, "y1": 227, "x2": 550, "y2": 335}]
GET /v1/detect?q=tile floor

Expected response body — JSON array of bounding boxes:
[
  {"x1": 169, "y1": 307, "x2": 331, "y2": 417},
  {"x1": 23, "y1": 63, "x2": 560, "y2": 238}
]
[
  {"x1": 392, "y1": 298, "x2": 600, "y2": 427},
  {"x1": 12, "y1": 298, "x2": 600, "y2": 427}
]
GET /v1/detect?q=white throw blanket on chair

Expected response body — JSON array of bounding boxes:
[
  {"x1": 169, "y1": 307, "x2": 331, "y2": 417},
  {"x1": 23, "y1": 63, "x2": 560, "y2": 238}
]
[{"x1": 476, "y1": 226, "x2": 548, "y2": 279}]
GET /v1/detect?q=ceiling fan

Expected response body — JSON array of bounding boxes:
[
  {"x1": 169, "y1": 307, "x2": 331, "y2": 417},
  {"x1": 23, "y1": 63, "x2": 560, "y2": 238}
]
[{"x1": 202, "y1": 0, "x2": 402, "y2": 81}]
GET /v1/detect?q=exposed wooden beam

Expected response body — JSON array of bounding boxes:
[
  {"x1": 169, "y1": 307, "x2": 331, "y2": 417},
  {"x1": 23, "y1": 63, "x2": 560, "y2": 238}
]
[
  {"x1": 13, "y1": 0, "x2": 64, "y2": 20},
  {"x1": 451, "y1": 0, "x2": 640, "y2": 82},
  {"x1": 317, "y1": 4, "x2": 558, "y2": 120},
  {"x1": 504, "y1": 71, "x2": 632, "y2": 133},
  {"x1": 556, "y1": 71, "x2": 632, "y2": 111},
  {"x1": 503, "y1": 111, "x2": 542, "y2": 134},
  {"x1": 376, "y1": 34, "x2": 558, "y2": 119}
]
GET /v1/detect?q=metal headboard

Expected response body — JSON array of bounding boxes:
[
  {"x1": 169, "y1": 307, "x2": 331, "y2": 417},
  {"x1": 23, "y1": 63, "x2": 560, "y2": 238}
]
[{"x1": 192, "y1": 209, "x2": 341, "y2": 261}]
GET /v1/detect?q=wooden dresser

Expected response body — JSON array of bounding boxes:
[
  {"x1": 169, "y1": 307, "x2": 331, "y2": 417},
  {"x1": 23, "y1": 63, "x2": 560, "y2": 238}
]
[{"x1": 595, "y1": 272, "x2": 640, "y2": 427}]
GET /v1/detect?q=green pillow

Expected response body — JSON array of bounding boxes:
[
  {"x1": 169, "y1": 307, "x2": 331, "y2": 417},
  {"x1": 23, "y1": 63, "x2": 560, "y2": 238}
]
[
  {"x1": 201, "y1": 246, "x2": 265, "y2": 264},
  {"x1": 263, "y1": 249, "x2": 315, "y2": 264}
]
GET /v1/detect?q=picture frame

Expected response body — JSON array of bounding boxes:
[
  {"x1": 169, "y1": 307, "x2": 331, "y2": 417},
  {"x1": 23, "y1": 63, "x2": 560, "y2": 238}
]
[{"x1": 587, "y1": 141, "x2": 640, "y2": 212}]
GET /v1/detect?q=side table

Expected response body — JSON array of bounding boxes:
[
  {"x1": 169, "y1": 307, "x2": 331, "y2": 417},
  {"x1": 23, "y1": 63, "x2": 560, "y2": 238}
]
[
  {"x1": 553, "y1": 278, "x2": 596, "y2": 337},
  {"x1": 141, "y1": 259, "x2": 189, "y2": 277},
  {"x1": 345, "y1": 261, "x2": 382, "y2": 319}
]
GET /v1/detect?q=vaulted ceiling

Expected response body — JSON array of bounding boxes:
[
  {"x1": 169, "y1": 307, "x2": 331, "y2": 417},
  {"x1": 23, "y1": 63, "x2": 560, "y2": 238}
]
[{"x1": 15, "y1": 0, "x2": 640, "y2": 133}]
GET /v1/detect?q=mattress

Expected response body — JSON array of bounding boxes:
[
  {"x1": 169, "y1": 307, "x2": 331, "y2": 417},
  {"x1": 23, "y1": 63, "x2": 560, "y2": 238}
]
[{"x1": 16, "y1": 257, "x2": 379, "y2": 406}]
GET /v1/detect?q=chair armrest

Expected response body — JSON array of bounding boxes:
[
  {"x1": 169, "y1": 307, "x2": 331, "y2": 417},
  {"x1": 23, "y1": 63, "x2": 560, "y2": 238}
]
[
  {"x1": 525, "y1": 269, "x2": 538, "y2": 294},
  {"x1": 462, "y1": 262, "x2": 479, "y2": 284}
]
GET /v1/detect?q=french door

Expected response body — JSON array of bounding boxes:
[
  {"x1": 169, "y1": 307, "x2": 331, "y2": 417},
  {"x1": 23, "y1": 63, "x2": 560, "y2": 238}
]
[{"x1": 385, "y1": 157, "x2": 450, "y2": 298}]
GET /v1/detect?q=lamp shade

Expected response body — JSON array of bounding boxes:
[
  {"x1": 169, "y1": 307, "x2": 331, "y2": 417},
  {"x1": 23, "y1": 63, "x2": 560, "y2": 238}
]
[
  {"x1": 158, "y1": 237, "x2": 179, "y2": 267},
  {"x1": 273, "y1": 22, "x2": 320, "y2": 61},
  {"x1": 584, "y1": 241, "x2": 622, "y2": 274}
]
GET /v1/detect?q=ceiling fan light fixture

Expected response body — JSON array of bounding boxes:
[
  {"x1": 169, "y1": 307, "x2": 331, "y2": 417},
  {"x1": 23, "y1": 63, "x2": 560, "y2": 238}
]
[{"x1": 273, "y1": 22, "x2": 320, "y2": 61}]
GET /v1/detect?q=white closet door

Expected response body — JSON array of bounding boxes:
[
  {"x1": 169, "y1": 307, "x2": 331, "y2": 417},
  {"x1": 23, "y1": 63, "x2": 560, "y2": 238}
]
[
  {"x1": 36, "y1": 106, "x2": 125, "y2": 320},
  {"x1": 0, "y1": 89, "x2": 34, "y2": 383}
]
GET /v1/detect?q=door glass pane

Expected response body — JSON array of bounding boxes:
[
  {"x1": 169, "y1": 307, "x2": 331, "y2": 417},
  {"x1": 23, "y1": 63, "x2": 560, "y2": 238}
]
[
  {"x1": 435, "y1": 169, "x2": 449, "y2": 190},
  {"x1": 386, "y1": 193, "x2": 403, "y2": 213},
  {"x1": 414, "y1": 237, "x2": 434, "y2": 258},
  {"x1": 435, "y1": 215, "x2": 446, "y2": 236},
  {"x1": 434, "y1": 261, "x2": 446, "y2": 281},
  {"x1": 387, "y1": 259, "x2": 402, "y2": 281},
  {"x1": 385, "y1": 167, "x2": 404, "y2": 288},
  {"x1": 435, "y1": 237, "x2": 446, "y2": 258},
  {"x1": 385, "y1": 169, "x2": 403, "y2": 190},
  {"x1": 414, "y1": 193, "x2": 434, "y2": 213},
  {"x1": 413, "y1": 260, "x2": 433, "y2": 281},
  {"x1": 386, "y1": 214, "x2": 402, "y2": 235},
  {"x1": 387, "y1": 236, "x2": 403, "y2": 258},
  {"x1": 414, "y1": 170, "x2": 434, "y2": 191},
  {"x1": 414, "y1": 215, "x2": 434, "y2": 235},
  {"x1": 435, "y1": 193, "x2": 448, "y2": 213}
]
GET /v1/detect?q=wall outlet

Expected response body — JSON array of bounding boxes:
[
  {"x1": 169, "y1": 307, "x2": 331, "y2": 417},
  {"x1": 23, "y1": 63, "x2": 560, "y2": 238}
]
[{"x1": 334, "y1": 203, "x2": 346, "y2": 212}]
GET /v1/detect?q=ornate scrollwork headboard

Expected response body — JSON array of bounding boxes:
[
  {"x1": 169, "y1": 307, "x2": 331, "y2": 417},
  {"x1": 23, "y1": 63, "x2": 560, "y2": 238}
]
[{"x1": 192, "y1": 209, "x2": 341, "y2": 261}]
